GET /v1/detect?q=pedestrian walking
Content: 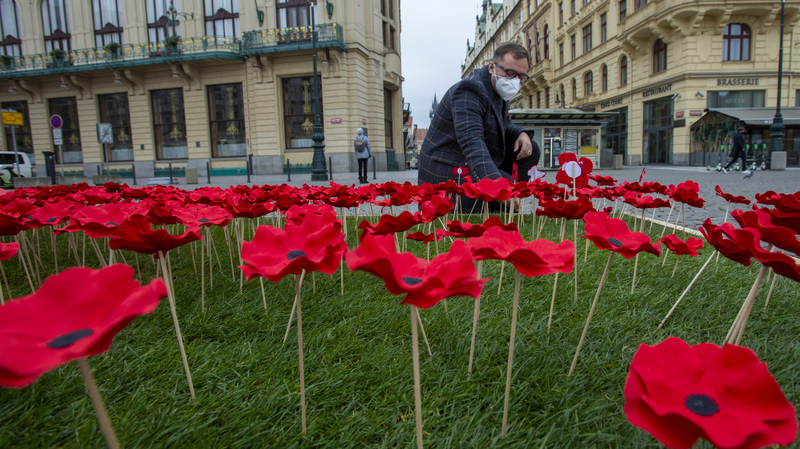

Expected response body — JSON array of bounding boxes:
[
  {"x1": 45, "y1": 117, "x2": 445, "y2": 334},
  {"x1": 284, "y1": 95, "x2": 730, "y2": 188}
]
[{"x1": 722, "y1": 126, "x2": 747, "y2": 173}]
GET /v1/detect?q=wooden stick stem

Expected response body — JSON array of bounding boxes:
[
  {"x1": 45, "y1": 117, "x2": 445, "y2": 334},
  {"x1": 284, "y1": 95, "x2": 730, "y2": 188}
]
[
  {"x1": 411, "y1": 305, "x2": 424, "y2": 449},
  {"x1": 417, "y1": 310, "x2": 432, "y2": 357},
  {"x1": 569, "y1": 251, "x2": 614, "y2": 376},
  {"x1": 501, "y1": 271, "x2": 522, "y2": 438},
  {"x1": 77, "y1": 358, "x2": 120, "y2": 449},
  {"x1": 727, "y1": 263, "x2": 768, "y2": 345},
  {"x1": 158, "y1": 251, "x2": 195, "y2": 400},
  {"x1": 764, "y1": 269, "x2": 779, "y2": 311},
  {"x1": 295, "y1": 271, "x2": 308, "y2": 434},
  {"x1": 467, "y1": 260, "x2": 483, "y2": 377},
  {"x1": 658, "y1": 250, "x2": 716, "y2": 329},
  {"x1": 547, "y1": 219, "x2": 567, "y2": 330}
]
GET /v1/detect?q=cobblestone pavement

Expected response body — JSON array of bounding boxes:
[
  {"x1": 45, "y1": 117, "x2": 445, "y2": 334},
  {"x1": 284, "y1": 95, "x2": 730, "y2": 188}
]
[{"x1": 170, "y1": 165, "x2": 798, "y2": 231}]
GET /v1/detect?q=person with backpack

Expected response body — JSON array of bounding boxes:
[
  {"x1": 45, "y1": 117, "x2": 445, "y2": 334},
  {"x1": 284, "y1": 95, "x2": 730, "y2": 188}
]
[{"x1": 354, "y1": 128, "x2": 371, "y2": 184}]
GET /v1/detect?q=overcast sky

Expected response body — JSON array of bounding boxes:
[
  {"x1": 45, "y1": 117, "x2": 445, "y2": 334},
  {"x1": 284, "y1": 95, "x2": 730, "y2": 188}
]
[{"x1": 401, "y1": 0, "x2": 482, "y2": 130}]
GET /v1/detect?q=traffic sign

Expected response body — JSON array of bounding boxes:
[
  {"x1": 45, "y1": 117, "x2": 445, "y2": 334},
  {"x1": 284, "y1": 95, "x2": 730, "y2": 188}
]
[
  {"x1": 53, "y1": 129, "x2": 62, "y2": 145},
  {"x1": 50, "y1": 114, "x2": 63, "y2": 129},
  {"x1": 53, "y1": 138, "x2": 63, "y2": 145},
  {"x1": 2, "y1": 111, "x2": 23, "y2": 126},
  {"x1": 97, "y1": 123, "x2": 114, "y2": 144}
]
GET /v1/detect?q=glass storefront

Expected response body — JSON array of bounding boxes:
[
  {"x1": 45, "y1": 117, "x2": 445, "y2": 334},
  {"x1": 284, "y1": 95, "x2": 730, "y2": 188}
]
[
  {"x1": 151, "y1": 88, "x2": 188, "y2": 160},
  {"x1": 208, "y1": 83, "x2": 246, "y2": 158},
  {"x1": 707, "y1": 91, "x2": 765, "y2": 108},
  {"x1": 602, "y1": 106, "x2": 627, "y2": 163},
  {"x1": 1, "y1": 100, "x2": 33, "y2": 158},
  {"x1": 643, "y1": 97, "x2": 673, "y2": 164},
  {"x1": 98, "y1": 93, "x2": 134, "y2": 162},
  {"x1": 48, "y1": 97, "x2": 82, "y2": 164}
]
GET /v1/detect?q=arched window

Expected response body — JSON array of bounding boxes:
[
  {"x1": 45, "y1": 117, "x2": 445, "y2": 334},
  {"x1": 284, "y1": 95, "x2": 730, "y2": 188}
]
[
  {"x1": 0, "y1": 0, "x2": 22, "y2": 56},
  {"x1": 41, "y1": 0, "x2": 71, "y2": 52},
  {"x1": 146, "y1": 0, "x2": 176, "y2": 45},
  {"x1": 620, "y1": 55, "x2": 628, "y2": 85},
  {"x1": 584, "y1": 71, "x2": 593, "y2": 96},
  {"x1": 92, "y1": 0, "x2": 123, "y2": 47},
  {"x1": 653, "y1": 39, "x2": 667, "y2": 73},
  {"x1": 544, "y1": 25, "x2": 549, "y2": 59},
  {"x1": 205, "y1": 0, "x2": 240, "y2": 38},
  {"x1": 572, "y1": 78, "x2": 577, "y2": 100},
  {"x1": 601, "y1": 64, "x2": 608, "y2": 92},
  {"x1": 723, "y1": 24, "x2": 750, "y2": 61}
]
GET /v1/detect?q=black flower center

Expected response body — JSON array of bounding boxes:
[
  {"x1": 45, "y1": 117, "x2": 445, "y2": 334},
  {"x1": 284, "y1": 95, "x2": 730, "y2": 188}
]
[
  {"x1": 402, "y1": 276, "x2": 423, "y2": 285},
  {"x1": 608, "y1": 237, "x2": 624, "y2": 246},
  {"x1": 106, "y1": 221, "x2": 121, "y2": 226},
  {"x1": 198, "y1": 218, "x2": 210, "y2": 223},
  {"x1": 46, "y1": 217, "x2": 57, "y2": 223},
  {"x1": 685, "y1": 394, "x2": 719, "y2": 417},
  {"x1": 24, "y1": 215, "x2": 32, "y2": 220},
  {"x1": 47, "y1": 328, "x2": 94, "y2": 349},
  {"x1": 287, "y1": 250, "x2": 307, "y2": 260}
]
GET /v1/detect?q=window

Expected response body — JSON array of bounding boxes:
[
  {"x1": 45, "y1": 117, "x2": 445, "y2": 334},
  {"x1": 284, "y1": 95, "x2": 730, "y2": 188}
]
[
  {"x1": 572, "y1": 78, "x2": 577, "y2": 100},
  {"x1": 571, "y1": 34, "x2": 576, "y2": 60},
  {"x1": 653, "y1": 39, "x2": 667, "y2": 73},
  {"x1": 561, "y1": 84, "x2": 565, "y2": 106},
  {"x1": 602, "y1": 64, "x2": 608, "y2": 91},
  {"x1": 146, "y1": 0, "x2": 177, "y2": 45},
  {"x1": 1, "y1": 100, "x2": 32, "y2": 156},
  {"x1": 600, "y1": 13, "x2": 607, "y2": 43},
  {"x1": 205, "y1": 0, "x2": 240, "y2": 38},
  {"x1": 528, "y1": 96, "x2": 533, "y2": 108},
  {"x1": 0, "y1": 0, "x2": 22, "y2": 56},
  {"x1": 382, "y1": 22, "x2": 396, "y2": 49},
  {"x1": 41, "y1": 0, "x2": 71, "y2": 52},
  {"x1": 584, "y1": 0, "x2": 590, "y2": 4},
  {"x1": 559, "y1": 42, "x2": 564, "y2": 66},
  {"x1": 545, "y1": 87, "x2": 550, "y2": 108},
  {"x1": 559, "y1": 2, "x2": 563, "y2": 23},
  {"x1": 723, "y1": 24, "x2": 751, "y2": 61},
  {"x1": 584, "y1": 72, "x2": 593, "y2": 96},
  {"x1": 620, "y1": 0, "x2": 626, "y2": 21},
  {"x1": 620, "y1": 55, "x2": 628, "y2": 85},
  {"x1": 98, "y1": 93, "x2": 133, "y2": 162},
  {"x1": 277, "y1": 0, "x2": 313, "y2": 29},
  {"x1": 635, "y1": 0, "x2": 647, "y2": 11},
  {"x1": 385, "y1": 89, "x2": 394, "y2": 149},
  {"x1": 92, "y1": 0, "x2": 122, "y2": 47},
  {"x1": 528, "y1": 0, "x2": 532, "y2": 15},
  {"x1": 707, "y1": 91, "x2": 765, "y2": 108},
  {"x1": 536, "y1": 91, "x2": 541, "y2": 108},
  {"x1": 208, "y1": 84, "x2": 246, "y2": 158},
  {"x1": 570, "y1": 0, "x2": 575, "y2": 15},
  {"x1": 582, "y1": 24, "x2": 592, "y2": 53},
  {"x1": 282, "y1": 76, "x2": 323, "y2": 149},
  {"x1": 544, "y1": 25, "x2": 549, "y2": 59},
  {"x1": 387, "y1": 0, "x2": 394, "y2": 19},
  {"x1": 48, "y1": 97, "x2": 81, "y2": 163},
  {"x1": 381, "y1": 0, "x2": 394, "y2": 19},
  {"x1": 151, "y1": 88, "x2": 188, "y2": 159}
]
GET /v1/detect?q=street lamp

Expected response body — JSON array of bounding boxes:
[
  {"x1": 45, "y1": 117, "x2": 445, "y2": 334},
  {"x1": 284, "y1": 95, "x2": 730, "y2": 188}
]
[
  {"x1": 309, "y1": 0, "x2": 328, "y2": 181},
  {"x1": 166, "y1": 0, "x2": 193, "y2": 38},
  {"x1": 770, "y1": 0, "x2": 786, "y2": 159}
]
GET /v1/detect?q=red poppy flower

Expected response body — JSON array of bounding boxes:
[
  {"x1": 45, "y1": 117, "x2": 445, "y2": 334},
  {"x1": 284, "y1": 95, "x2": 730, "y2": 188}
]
[
  {"x1": 285, "y1": 203, "x2": 342, "y2": 231},
  {"x1": 753, "y1": 206, "x2": 800, "y2": 235},
  {"x1": 582, "y1": 211, "x2": 662, "y2": 259},
  {"x1": 239, "y1": 217, "x2": 347, "y2": 282},
  {"x1": 732, "y1": 209, "x2": 800, "y2": 256},
  {"x1": 226, "y1": 196, "x2": 277, "y2": 219},
  {"x1": 358, "y1": 211, "x2": 421, "y2": 241},
  {"x1": 445, "y1": 216, "x2": 518, "y2": 238},
  {"x1": 371, "y1": 183, "x2": 419, "y2": 208},
  {"x1": 461, "y1": 177, "x2": 514, "y2": 202},
  {"x1": 452, "y1": 166, "x2": 470, "y2": 177},
  {"x1": 536, "y1": 196, "x2": 595, "y2": 220},
  {"x1": 173, "y1": 204, "x2": 232, "y2": 228},
  {"x1": 589, "y1": 174, "x2": 617, "y2": 186},
  {"x1": 109, "y1": 219, "x2": 202, "y2": 257},
  {"x1": 70, "y1": 203, "x2": 137, "y2": 239},
  {"x1": 716, "y1": 224, "x2": 800, "y2": 283},
  {"x1": 669, "y1": 180, "x2": 706, "y2": 209},
  {"x1": 187, "y1": 187, "x2": 229, "y2": 206},
  {"x1": 24, "y1": 200, "x2": 81, "y2": 229},
  {"x1": 699, "y1": 219, "x2": 754, "y2": 267},
  {"x1": 345, "y1": 233, "x2": 486, "y2": 309},
  {"x1": 147, "y1": 201, "x2": 184, "y2": 226},
  {"x1": 715, "y1": 186, "x2": 752, "y2": 205},
  {"x1": 418, "y1": 195, "x2": 453, "y2": 224},
  {"x1": 467, "y1": 227, "x2": 574, "y2": 277},
  {"x1": 0, "y1": 241, "x2": 19, "y2": 261},
  {"x1": 0, "y1": 265, "x2": 167, "y2": 387},
  {"x1": 767, "y1": 193, "x2": 800, "y2": 215},
  {"x1": 623, "y1": 192, "x2": 672, "y2": 210},
  {"x1": 0, "y1": 211, "x2": 29, "y2": 236},
  {"x1": 660, "y1": 234, "x2": 704, "y2": 257},
  {"x1": 624, "y1": 337, "x2": 797, "y2": 449},
  {"x1": 555, "y1": 152, "x2": 593, "y2": 188},
  {"x1": 405, "y1": 229, "x2": 447, "y2": 243}
]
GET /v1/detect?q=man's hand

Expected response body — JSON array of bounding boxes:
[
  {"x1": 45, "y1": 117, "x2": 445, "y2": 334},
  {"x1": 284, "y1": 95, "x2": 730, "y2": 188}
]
[
  {"x1": 504, "y1": 198, "x2": 521, "y2": 212},
  {"x1": 514, "y1": 132, "x2": 533, "y2": 161}
]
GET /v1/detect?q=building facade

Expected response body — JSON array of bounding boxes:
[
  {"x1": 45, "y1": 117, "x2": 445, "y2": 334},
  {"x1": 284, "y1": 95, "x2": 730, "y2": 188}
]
[
  {"x1": 464, "y1": 0, "x2": 800, "y2": 167},
  {"x1": 0, "y1": 0, "x2": 404, "y2": 178}
]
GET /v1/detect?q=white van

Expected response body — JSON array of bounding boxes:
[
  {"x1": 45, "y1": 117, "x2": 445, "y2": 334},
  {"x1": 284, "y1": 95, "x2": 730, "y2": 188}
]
[{"x1": 0, "y1": 151, "x2": 33, "y2": 178}]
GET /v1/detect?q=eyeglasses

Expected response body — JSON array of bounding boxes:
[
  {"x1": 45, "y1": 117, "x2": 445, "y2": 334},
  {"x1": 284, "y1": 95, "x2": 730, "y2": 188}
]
[{"x1": 494, "y1": 63, "x2": 530, "y2": 83}]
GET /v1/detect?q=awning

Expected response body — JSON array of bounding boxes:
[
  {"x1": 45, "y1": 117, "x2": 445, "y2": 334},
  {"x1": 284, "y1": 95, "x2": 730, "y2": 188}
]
[
  {"x1": 694, "y1": 108, "x2": 800, "y2": 127},
  {"x1": 509, "y1": 108, "x2": 619, "y2": 127}
]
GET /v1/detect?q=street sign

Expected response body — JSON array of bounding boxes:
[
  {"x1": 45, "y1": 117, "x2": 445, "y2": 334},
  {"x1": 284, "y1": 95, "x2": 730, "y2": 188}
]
[
  {"x1": 50, "y1": 114, "x2": 63, "y2": 129},
  {"x1": 330, "y1": 118, "x2": 342, "y2": 124},
  {"x1": 53, "y1": 138, "x2": 63, "y2": 145},
  {"x1": 52, "y1": 129, "x2": 62, "y2": 139},
  {"x1": 96, "y1": 123, "x2": 114, "y2": 144},
  {"x1": 1, "y1": 111, "x2": 23, "y2": 126}
]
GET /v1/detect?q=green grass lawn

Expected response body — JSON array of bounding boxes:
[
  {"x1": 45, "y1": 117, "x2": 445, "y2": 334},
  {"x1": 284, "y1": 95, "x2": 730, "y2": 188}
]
[{"x1": 1, "y1": 213, "x2": 798, "y2": 448}]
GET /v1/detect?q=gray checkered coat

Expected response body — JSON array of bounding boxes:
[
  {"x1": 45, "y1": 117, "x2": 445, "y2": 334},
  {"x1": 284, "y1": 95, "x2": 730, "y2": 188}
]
[{"x1": 418, "y1": 66, "x2": 525, "y2": 185}]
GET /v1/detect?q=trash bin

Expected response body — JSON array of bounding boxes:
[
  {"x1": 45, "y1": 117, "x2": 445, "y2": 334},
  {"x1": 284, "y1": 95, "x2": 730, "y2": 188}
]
[{"x1": 42, "y1": 151, "x2": 56, "y2": 184}]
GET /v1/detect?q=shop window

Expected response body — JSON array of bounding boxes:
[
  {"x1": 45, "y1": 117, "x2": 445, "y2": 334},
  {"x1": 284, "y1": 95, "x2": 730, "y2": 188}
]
[
  {"x1": 653, "y1": 39, "x2": 667, "y2": 73},
  {"x1": 584, "y1": 71, "x2": 593, "y2": 96},
  {"x1": 48, "y1": 97, "x2": 81, "y2": 163},
  {"x1": 602, "y1": 64, "x2": 608, "y2": 92},
  {"x1": 151, "y1": 88, "x2": 188, "y2": 159},
  {"x1": 582, "y1": 23, "x2": 592, "y2": 53},
  {"x1": 146, "y1": 0, "x2": 177, "y2": 45},
  {"x1": 385, "y1": 88, "x2": 394, "y2": 149},
  {"x1": 0, "y1": 0, "x2": 22, "y2": 56},
  {"x1": 205, "y1": 0, "x2": 239, "y2": 39},
  {"x1": 1, "y1": 100, "x2": 32, "y2": 156},
  {"x1": 92, "y1": 0, "x2": 123, "y2": 47},
  {"x1": 707, "y1": 91, "x2": 765, "y2": 108},
  {"x1": 98, "y1": 93, "x2": 133, "y2": 162},
  {"x1": 620, "y1": 55, "x2": 628, "y2": 85},
  {"x1": 723, "y1": 24, "x2": 750, "y2": 61},
  {"x1": 208, "y1": 84, "x2": 246, "y2": 158},
  {"x1": 42, "y1": 0, "x2": 71, "y2": 52},
  {"x1": 282, "y1": 76, "x2": 323, "y2": 149}
]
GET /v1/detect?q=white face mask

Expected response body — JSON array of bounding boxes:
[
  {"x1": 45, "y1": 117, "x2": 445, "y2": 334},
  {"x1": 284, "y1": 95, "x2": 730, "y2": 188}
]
[{"x1": 492, "y1": 66, "x2": 521, "y2": 101}]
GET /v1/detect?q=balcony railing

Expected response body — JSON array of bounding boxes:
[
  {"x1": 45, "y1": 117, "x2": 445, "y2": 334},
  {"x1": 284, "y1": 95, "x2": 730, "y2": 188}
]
[{"x1": 242, "y1": 23, "x2": 345, "y2": 54}]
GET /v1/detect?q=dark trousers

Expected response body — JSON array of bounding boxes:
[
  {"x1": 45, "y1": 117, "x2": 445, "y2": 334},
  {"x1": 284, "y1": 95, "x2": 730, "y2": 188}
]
[
  {"x1": 358, "y1": 158, "x2": 369, "y2": 180},
  {"x1": 724, "y1": 151, "x2": 747, "y2": 171}
]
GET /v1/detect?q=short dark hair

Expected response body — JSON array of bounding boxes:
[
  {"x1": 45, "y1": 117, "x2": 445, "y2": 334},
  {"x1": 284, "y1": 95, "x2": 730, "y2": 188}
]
[{"x1": 493, "y1": 43, "x2": 529, "y2": 63}]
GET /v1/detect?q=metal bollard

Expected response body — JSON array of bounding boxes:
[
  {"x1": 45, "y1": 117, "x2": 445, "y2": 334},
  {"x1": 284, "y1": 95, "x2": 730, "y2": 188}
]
[
  {"x1": 97, "y1": 165, "x2": 101, "y2": 176},
  {"x1": 287, "y1": 158, "x2": 291, "y2": 182},
  {"x1": 207, "y1": 161, "x2": 211, "y2": 183},
  {"x1": 246, "y1": 160, "x2": 251, "y2": 183},
  {"x1": 329, "y1": 156, "x2": 332, "y2": 180},
  {"x1": 168, "y1": 163, "x2": 173, "y2": 185},
  {"x1": 372, "y1": 157, "x2": 376, "y2": 180},
  {"x1": 132, "y1": 165, "x2": 137, "y2": 186}
]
